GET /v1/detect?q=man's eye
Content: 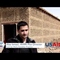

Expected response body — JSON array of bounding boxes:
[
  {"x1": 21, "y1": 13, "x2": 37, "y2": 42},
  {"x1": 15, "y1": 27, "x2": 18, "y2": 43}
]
[
  {"x1": 21, "y1": 30, "x2": 24, "y2": 32},
  {"x1": 25, "y1": 30, "x2": 28, "y2": 31},
  {"x1": 21, "y1": 29, "x2": 28, "y2": 32}
]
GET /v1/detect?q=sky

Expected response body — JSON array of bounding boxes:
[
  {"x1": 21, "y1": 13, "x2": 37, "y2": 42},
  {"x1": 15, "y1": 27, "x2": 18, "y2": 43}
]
[{"x1": 42, "y1": 7, "x2": 60, "y2": 19}]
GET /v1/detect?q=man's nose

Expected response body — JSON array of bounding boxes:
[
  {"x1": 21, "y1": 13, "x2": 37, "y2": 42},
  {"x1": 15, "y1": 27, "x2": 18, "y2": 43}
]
[{"x1": 24, "y1": 31, "x2": 26, "y2": 34}]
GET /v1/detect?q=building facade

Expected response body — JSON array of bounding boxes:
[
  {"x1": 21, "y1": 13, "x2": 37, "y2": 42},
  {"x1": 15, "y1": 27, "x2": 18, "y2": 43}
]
[{"x1": 0, "y1": 7, "x2": 60, "y2": 53}]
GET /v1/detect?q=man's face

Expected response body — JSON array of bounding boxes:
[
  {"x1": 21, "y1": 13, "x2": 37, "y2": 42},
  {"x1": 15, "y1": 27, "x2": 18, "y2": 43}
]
[{"x1": 18, "y1": 25, "x2": 29, "y2": 39}]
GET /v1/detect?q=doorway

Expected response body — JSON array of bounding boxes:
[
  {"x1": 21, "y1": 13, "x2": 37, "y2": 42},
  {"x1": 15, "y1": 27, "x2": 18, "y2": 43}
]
[{"x1": 4, "y1": 24, "x2": 16, "y2": 43}]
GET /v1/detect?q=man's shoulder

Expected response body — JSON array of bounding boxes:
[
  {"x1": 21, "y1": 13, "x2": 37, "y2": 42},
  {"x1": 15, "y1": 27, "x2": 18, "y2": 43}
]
[
  {"x1": 28, "y1": 37, "x2": 36, "y2": 43},
  {"x1": 31, "y1": 40, "x2": 36, "y2": 43},
  {"x1": 6, "y1": 37, "x2": 19, "y2": 43}
]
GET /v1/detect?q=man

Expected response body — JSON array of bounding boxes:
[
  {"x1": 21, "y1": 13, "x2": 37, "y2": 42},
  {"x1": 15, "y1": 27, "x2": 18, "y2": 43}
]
[{"x1": 2, "y1": 21, "x2": 37, "y2": 53}]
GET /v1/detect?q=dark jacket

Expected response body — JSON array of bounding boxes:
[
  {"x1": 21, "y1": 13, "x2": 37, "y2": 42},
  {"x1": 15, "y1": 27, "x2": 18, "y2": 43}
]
[{"x1": 2, "y1": 35, "x2": 38, "y2": 53}]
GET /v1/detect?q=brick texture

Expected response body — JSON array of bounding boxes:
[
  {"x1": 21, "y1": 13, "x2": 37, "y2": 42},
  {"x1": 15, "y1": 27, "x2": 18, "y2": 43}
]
[
  {"x1": 0, "y1": 7, "x2": 60, "y2": 53},
  {"x1": 29, "y1": 7, "x2": 60, "y2": 53}
]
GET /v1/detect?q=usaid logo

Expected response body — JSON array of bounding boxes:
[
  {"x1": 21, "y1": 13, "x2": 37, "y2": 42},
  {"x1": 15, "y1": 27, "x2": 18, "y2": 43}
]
[{"x1": 45, "y1": 42, "x2": 60, "y2": 47}]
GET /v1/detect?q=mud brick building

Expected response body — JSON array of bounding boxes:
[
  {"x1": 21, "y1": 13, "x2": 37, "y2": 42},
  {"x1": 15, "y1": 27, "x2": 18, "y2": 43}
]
[{"x1": 0, "y1": 7, "x2": 60, "y2": 53}]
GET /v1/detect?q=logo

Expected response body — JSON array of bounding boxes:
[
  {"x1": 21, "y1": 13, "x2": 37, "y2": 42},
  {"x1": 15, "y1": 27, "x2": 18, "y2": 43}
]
[
  {"x1": 45, "y1": 39, "x2": 60, "y2": 52},
  {"x1": 45, "y1": 42, "x2": 60, "y2": 47},
  {"x1": 0, "y1": 41, "x2": 4, "y2": 48}
]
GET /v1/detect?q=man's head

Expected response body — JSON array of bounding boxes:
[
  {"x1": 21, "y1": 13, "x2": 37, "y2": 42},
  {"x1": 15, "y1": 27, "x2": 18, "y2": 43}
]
[{"x1": 17, "y1": 21, "x2": 29, "y2": 39}]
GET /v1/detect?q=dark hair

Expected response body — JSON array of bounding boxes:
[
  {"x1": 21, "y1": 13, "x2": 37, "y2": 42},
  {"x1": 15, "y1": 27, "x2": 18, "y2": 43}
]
[{"x1": 17, "y1": 21, "x2": 28, "y2": 30}]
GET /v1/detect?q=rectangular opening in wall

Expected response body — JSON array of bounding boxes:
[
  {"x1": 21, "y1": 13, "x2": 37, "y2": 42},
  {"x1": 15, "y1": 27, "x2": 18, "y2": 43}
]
[{"x1": 4, "y1": 24, "x2": 16, "y2": 43}]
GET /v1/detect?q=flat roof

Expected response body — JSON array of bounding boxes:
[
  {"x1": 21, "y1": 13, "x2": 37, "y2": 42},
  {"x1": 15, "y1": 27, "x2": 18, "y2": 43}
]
[{"x1": 36, "y1": 7, "x2": 60, "y2": 21}]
